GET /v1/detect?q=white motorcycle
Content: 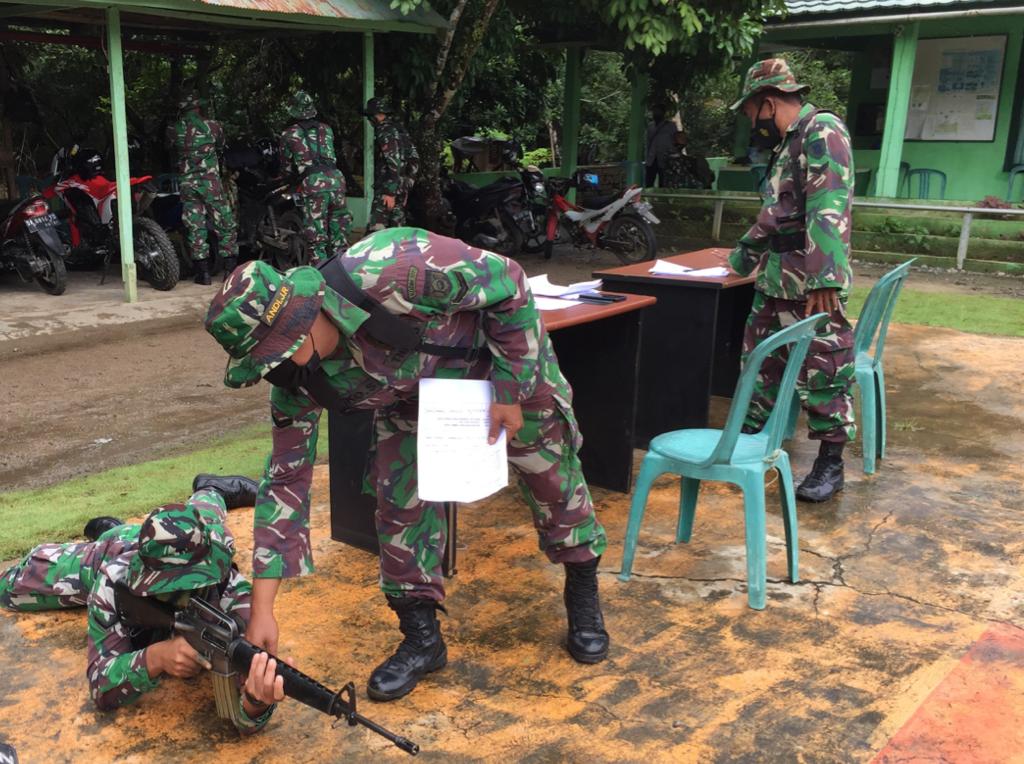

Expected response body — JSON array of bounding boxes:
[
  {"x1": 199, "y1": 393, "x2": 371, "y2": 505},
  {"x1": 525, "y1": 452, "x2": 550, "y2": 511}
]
[{"x1": 542, "y1": 171, "x2": 660, "y2": 263}]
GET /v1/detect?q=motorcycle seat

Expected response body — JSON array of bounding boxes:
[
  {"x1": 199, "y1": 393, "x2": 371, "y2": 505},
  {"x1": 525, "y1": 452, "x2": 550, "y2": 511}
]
[{"x1": 579, "y1": 193, "x2": 617, "y2": 210}]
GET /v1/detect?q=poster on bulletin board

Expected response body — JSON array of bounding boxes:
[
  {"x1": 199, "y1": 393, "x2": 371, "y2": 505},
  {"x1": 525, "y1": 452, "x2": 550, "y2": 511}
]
[{"x1": 905, "y1": 35, "x2": 1006, "y2": 141}]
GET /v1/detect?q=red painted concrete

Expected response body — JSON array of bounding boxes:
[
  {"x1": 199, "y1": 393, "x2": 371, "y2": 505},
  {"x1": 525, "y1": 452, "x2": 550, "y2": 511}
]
[{"x1": 873, "y1": 624, "x2": 1024, "y2": 763}]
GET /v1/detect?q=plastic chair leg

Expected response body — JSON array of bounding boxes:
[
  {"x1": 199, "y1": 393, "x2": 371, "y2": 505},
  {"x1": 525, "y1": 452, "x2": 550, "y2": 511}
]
[
  {"x1": 775, "y1": 453, "x2": 799, "y2": 584},
  {"x1": 784, "y1": 390, "x2": 800, "y2": 441},
  {"x1": 856, "y1": 367, "x2": 877, "y2": 475},
  {"x1": 618, "y1": 455, "x2": 666, "y2": 582},
  {"x1": 676, "y1": 477, "x2": 700, "y2": 543},
  {"x1": 740, "y1": 471, "x2": 768, "y2": 610},
  {"x1": 875, "y1": 366, "x2": 887, "y2": 460}
]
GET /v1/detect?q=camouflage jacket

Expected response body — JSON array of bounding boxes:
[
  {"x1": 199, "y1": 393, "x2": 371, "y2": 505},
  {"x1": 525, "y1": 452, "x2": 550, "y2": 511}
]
[
  {"x1": 170, "y1": 111, "x2": 224, "y2": 178},
  {"x1": 279, "y1": 119, "x2": 344, "y2": 197},
  {"x1": 85, "y1": 496, "x2": 271, "y2": 733},
  {"x1": 729, "y1": 103, "x2": 854, "y2": 300},
  {"x1": 373, "y1": 118, "x2": 418, "y2": 195},
  {"x1": 251, "y1": 227, "x2": 571, "y2": 579}
]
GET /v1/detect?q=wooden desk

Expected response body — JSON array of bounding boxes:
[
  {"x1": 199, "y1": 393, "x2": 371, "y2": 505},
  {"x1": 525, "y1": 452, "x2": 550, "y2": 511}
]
[
  {"x1": 327, "y1": 292, "x2": 656, "y2": 563},
  {"x1": 593, "y1": 248, "x2": 755, "y2": 444}
]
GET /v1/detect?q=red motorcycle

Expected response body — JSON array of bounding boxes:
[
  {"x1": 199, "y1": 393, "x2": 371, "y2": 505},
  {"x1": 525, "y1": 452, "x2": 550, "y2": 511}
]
[
  {"x1": 45, "y1": 147, "x2": 179, "y2": 290},
  {"x1": 0, "y1": 193, "x2": 67, "y2": 295}
]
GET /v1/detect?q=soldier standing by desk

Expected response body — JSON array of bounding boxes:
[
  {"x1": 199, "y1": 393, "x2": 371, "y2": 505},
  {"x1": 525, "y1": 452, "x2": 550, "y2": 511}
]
[
  {"x1": 204, "y1": 228, "x2": 609, "y2": 704},
  {"x1": 727, "y1": 59, "x2": 856, "y2": 503}
]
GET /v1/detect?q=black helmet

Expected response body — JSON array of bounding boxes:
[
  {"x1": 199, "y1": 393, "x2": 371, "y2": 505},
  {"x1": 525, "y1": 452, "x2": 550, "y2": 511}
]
[
  {"x1": 362, "y1": 96, "x2": 393, "y2": 117},
  {"x1": 71, "y1": 147, "x2": 104, "y2": 180}
]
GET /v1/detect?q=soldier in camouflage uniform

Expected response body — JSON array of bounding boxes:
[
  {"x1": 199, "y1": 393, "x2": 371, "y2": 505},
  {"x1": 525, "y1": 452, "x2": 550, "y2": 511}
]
[
  {"x1": 0, "y1": 476, "x2": 284, "y2": 731},
  {"x1": 728, "y1": 58, "x2": 856, "y2": 502},
  {"x1": 204, "y1": 227, "x2": 609, "y2": 702},
  {"x1": 280, "y1": 91, "x2": 351, "y2": 265},
  {"x1": 169, "y1": 94, "x2": 238, "y2": 285},
  {"x1": 364, "y1": 97, "x2": 418, "y2": 231}
]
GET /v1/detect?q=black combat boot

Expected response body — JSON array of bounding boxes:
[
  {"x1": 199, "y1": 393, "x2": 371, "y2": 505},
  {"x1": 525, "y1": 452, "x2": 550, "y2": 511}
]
[
  {"x1": 83, "y1": 516, "x2": 125, "y2": 542},
  {"x1": 193, "y1": 258, "x2": 211, "y2": 285},
  {"x1": 220, "y1": 256, "x2": 237, "y2": 281},
  {"x1": 192, "y1": 474, "x2": 258, "y2": 509},
  {"x1": 564, "y1": 557, "x2": 609, "y2": 664},
  {"x1": 796, "y1": 441, "x2": 845, "y2": 502},
  {"x1": 367, "y1": 595, "x2": 447, "y2": 701}
]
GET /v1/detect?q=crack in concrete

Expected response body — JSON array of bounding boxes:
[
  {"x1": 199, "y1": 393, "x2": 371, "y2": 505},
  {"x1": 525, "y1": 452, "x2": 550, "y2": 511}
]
[{"x1": 610, "y1": 570, "x2": 1024, "y2": 632}]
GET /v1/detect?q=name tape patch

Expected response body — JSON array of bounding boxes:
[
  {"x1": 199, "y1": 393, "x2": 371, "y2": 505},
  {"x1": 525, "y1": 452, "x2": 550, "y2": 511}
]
[{"x1": 262, "y1": 284, "x2": 292, "y2": 326}]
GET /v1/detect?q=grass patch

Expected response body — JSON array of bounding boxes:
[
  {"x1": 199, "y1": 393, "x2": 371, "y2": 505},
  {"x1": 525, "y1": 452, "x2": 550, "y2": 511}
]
[
  {"x1": 847, "y1": 286, "x2": 1024, "y2": 337},
  {"x1": 0, "y1": 422, "x2": 329, "y2": 560}
]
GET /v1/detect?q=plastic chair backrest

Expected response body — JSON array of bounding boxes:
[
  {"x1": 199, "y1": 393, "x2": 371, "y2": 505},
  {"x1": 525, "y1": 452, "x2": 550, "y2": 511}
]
[
  {"x1": 853, "y1": 259, "x2": 914, "y2": 363},
  {"x1": 705, "y1": 313, "x2": 828, "y2": 467},
  {"x1": 904, "y1": 168, "x2": 947, "y2": 199}
]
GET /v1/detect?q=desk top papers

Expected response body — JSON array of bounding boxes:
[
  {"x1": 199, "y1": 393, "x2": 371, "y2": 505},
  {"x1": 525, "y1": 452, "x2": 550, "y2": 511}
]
[
  {"x1": 527, "y1": 274, "x2": 602, "y2": 297},
  {"x1": 417, "y1": 378, "x2": 508, "y2": 503},
  {"x1": 649, "y1": 259, "x2": 729, "y2": 278}
]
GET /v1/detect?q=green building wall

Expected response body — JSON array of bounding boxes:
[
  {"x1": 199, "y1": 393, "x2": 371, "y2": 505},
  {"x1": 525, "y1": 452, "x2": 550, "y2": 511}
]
[{"x1": 771, "y1": 15, "x2": 1024, "y2": 202}]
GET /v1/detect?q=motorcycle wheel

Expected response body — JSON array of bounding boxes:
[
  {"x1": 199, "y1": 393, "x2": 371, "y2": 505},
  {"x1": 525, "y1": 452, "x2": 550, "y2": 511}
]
[
  {"x1": 521, "y1": 211, "x2": 550, "y2": 254},
  {"x1": 488, "y1": 210, "x2": 523, "y2": 257},
  {"x1": 268, "y1": 210, "x2": 307, "y2": 271},
  {"x1": 134, "y1": 217, "x2": 181, "y2": 291},
  {"x1": 27, "y1": 244, "x2": 68, "y2": 295},
  {"x1": 604, "y1": 213, "x2": 658, "y2": 264}
]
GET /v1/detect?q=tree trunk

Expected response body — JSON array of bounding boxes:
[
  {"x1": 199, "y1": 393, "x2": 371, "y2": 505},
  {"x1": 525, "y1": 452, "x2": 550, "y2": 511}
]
[{"x1": 412, "y1": 0, "x2": 502, "y2": 229}]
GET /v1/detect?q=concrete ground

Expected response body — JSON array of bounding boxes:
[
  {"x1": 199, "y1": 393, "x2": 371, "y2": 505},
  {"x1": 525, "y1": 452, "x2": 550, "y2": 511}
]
[{"x1": 1, "y1": 260, "x2": 1022, "y2": 762}]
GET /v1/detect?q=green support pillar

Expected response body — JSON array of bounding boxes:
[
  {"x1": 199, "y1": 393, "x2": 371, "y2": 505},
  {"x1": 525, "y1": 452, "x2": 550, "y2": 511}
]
[
  {"x1": 876, "y1": 22, "x2": 919, "y2": 198},
  {"x1": 731, "y1": 56, "x2": 757, "y2": 161},
  {"x1": 626, "y1": 68, "x2": 647, "y2": 186},
  {"x1": 106, "y1": 6, "x2": 137, "y2": 303},
  {"x1": 362, "y1": 31, "x2": 374, "y2": 231},
  {"x1": 561, "y1": 47, "x2": 583, "y2": 184}
]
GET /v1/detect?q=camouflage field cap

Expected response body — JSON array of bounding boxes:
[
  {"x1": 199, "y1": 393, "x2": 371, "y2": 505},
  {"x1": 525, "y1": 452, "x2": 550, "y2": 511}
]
[
  {"x1": 730, "y1": 58, "x2": 810, "y2": 111},
  {"x1": 363, "y1": 96, "x2": 393, "y2": 117},
  {"x1": 125, "y1": 504, "x2": 233, "y2": 596},
  {"x1": 288, "y1": 90, "x2": 317, "y2": 119},
  {"x1": 178, "y1": 93, "x2": 201, "y2": 112},
  {"x1": 205, "y1": 260, "x2": 326, "y2": 388}
]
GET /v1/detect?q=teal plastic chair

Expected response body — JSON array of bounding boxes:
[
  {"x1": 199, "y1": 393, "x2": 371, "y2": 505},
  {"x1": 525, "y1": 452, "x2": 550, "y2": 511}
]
[
  {"x1": 785, "y1": 260, "x2": 915, "y2": 474},
  {"x1": 901, "y1": 168, "x2": 946, "y2": 199},
  {"x1": 619, "y1": 313, "x2": 827, "y2": 610}
]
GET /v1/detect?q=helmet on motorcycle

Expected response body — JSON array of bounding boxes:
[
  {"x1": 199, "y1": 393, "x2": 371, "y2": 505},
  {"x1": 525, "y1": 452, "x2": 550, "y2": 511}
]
[
  {"x1": 287, "y1": 90, "x2": 317, "y2": 120},
  {"x1": 362, "y1": 96, "x2": 393, "y2": 118},
  {"x1": 72, "y1": 147, "x2": 104, "y2": 180}
]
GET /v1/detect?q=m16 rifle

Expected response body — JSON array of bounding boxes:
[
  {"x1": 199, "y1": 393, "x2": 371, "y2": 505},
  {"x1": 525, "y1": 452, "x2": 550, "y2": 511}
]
[{"x1": 114, "y1": 583, "x2": 419, "y2": 755}]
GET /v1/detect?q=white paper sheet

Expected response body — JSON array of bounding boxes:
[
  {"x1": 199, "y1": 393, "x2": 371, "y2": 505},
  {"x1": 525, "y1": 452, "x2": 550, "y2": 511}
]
[
  {"x1": 417, "y1": 378, "x2": 508, "y2": 503},
  {"x1": 685, "y1": 266, "x2": 730, "y2": 278},
  {"x1": 534, "y1": 296, "x2": 579, "y2": 311},
  {"x1": 648, "y1": 259, "x2": 693, "y2": 275},
  {"x1": 527, "y1": 273, "x2": 602, "y2": 297}
]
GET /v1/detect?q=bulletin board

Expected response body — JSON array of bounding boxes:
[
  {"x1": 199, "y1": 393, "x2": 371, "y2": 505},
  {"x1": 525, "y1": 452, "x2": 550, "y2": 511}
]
[{"x1": 904, "y1": 35, "x2": 1006, "y2": 142}]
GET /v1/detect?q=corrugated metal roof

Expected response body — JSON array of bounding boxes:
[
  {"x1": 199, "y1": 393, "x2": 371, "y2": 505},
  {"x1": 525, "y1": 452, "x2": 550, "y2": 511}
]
[
  {"x1": 785, "y1": 0, "x2": 1003, "y2": 16},
  {"x1": 196, "y1": 0, "x2": 446, "y2": 28}
]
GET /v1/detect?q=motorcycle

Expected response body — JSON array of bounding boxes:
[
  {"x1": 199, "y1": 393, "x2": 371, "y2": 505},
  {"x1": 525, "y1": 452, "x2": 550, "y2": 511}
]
[
  {"x1": 542, "y1": 171, "x2": 660, "y2": 264},
  {"x1": 224, "y1": 139, "x2": 307, "y2": 270},
  {"x1": 45, "y1": 148, "x2": 180, "y2": 290},
  {"x1": 443, "y1": 171, "x2": 526, "y2": 257},
  {"x1": 0, "y1": 193, "x2": 68, "y2": 295}
]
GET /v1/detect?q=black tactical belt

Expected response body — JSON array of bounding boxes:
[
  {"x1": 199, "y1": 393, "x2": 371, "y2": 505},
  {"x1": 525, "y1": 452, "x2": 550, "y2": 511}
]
[
  {"x1": 317, "y1": 256, "x2": 484, "y2": 362},
  {"x1": 770, "y1": 231, "x2": 806, "y2": 252}
]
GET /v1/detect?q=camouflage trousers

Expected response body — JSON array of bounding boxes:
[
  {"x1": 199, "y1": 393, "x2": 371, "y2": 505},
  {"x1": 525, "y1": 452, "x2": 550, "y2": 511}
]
[
  {"x1": 741, "y1": 291, "x2": 857, "y2": 443},
  {"x1": 181, "y1": 176, "x2": 237, "y2": 262},
  {"x1": 367, "y1": 181, "x2": 411, "y2": 231},
  {"x1": 372, "y1": 397, "x2": 607, "y2": 602},
  {"x1": 0, "y1": 489, "x2": 225, "y2": 611},
  {"x1": 297, "y1": 188, "x2": 351, "y2": 265}
]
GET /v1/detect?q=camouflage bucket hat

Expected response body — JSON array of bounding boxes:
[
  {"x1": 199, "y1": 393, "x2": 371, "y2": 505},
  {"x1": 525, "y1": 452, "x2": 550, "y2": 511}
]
[
  {"x1": 126, "y1": 505, "x2": 233, "y2": 596},
  {"x1": 730, "y1": 58, "x2": 810, "y2": 111},
  {"x1": 363, "y1": 96, "x2": 393, "y2": 117},
  {"x1": 204, "y1": 260, "x2": 326, "y2": 389},
  {"x1": 178, "y1": 93, "x2": 200, "y2": 112},
  {"x1": 288, "y1": 90, "x2": 316, "y2": 119}
]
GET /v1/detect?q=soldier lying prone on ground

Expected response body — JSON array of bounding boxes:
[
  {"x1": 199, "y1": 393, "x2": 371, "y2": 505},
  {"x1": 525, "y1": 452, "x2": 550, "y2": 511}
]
[{"x1": 0, "y1": 475, "x2": 286, "y2": 733}]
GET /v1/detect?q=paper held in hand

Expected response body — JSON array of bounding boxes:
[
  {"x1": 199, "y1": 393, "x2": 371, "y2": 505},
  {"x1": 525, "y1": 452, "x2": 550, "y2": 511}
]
[{"x1": 417, "y1": 378, "x2": 509, "y2": 503}]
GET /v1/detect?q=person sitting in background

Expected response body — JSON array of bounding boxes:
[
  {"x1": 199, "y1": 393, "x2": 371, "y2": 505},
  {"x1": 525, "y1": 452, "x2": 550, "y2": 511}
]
[{"x1": 662, "y1": 131, "x2": 714, "y2": 190}]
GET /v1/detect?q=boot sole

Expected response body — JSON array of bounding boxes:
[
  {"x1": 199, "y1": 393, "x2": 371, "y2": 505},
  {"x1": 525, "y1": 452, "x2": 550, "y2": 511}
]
[
  {"x1": 366, "y1": 653, "x2": 448, "y2": 702},
  {"x1": 568, "y1": 647, "x2": 608, "y2": 664},
  {"x1": 796, "y1": 484, "x2": 845, "y2": 503}
]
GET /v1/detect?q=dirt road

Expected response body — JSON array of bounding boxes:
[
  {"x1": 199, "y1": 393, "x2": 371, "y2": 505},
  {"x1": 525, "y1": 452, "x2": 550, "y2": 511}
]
[{"x1": 0, "y1": 249, "x2": 1019, "y2": 492}]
